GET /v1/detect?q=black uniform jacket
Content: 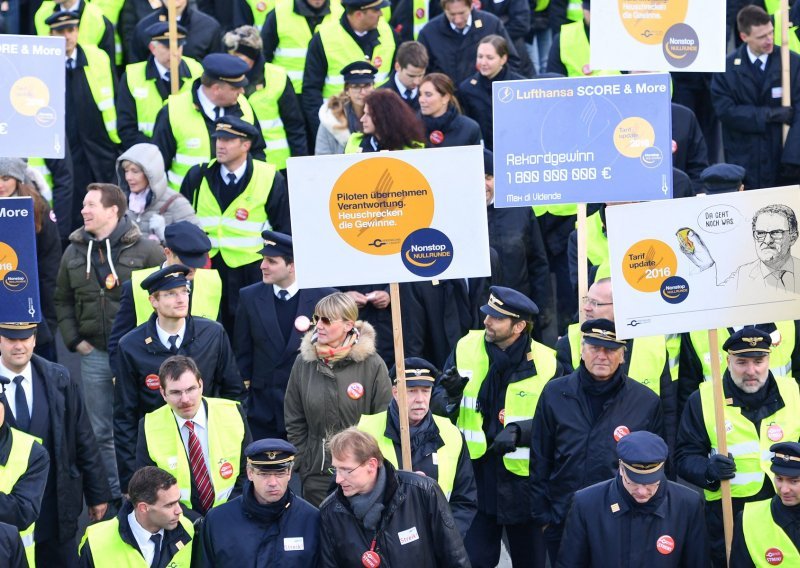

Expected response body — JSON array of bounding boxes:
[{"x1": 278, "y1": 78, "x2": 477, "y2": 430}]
[
  {"x1": 129, "y1": 6, "x2": 222, "y2": 64},
  {"x1": 0, "y1": 424, "x2": 49, "y2": 536},
  {"x1": 459, "y1": 66, "x2": 526, "y2": 151}
]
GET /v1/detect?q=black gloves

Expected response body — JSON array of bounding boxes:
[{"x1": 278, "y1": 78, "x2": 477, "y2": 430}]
[
  {"x1": 489, "y1": 424, "x2": 520, "y2": 455},
  {"x1": 706, "y1": 453, "x2": 736, "y2": 482},
  {"x1": 439, "y1": 366, "x2": 469, "y2": 398},
  {"x1": 767, "y1": 106, "x2": 795, "y2": 124}
]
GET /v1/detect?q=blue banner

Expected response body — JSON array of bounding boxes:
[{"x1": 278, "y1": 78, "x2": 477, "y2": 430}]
[
  {"x1": 493, "y1": 73, "x2": 673, "y2": 207},
  {"x1": 0, "y1": 198, "x2": 41, "y2": 323},
  {"x1": 0, "y1": 35, "x2": 66, "y2": 159}
]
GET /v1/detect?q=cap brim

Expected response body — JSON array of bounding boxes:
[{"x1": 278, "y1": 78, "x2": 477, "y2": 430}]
[
  {"x1": 729, "y1": 350, "x2": 770, "y2": 358},
  {"x1": 771, "y1": 463, "x2": 800, "y2": 477},
  {"x1": 211, "y1": 131, "x2": 249, "y2": 140},
  {"x1": 0, "y1": 327, "x2": 37, "y2": 339},
  {"x1": 175, "y1": 253, "x2": 208, "y2": 269},
  {"x1": 583, "y1": 337, "x2": 625, "y2": 350},
  {"x1": 480, "y1": 304, "x2": 509, "y2": 318},
  {"x1": 397, "y1": 379, "x2": 434, "y2": 388},
  {"x1": 622, "y1": 463, "x2": 665, "y2": 484},
  {"x1": 258, "y1": 245, "x2": 291, "y2": 257}
]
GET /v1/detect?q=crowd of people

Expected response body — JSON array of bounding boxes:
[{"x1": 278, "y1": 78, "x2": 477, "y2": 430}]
[{"x1": 1, "y1": 0, "x2": 800, "y2": 566}]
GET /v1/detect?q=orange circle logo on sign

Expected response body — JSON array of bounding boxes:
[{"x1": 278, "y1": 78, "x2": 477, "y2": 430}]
[
  {"x1": 613, "y1": 117, "x2": 655, "y2": 159},
  {"x1": 618, "y1": 0, "x2": 688, "y2": 45},
  {"x1": 621, "y1": 239, "x2": 677, "y2": 293},
  {"x1": 330, "y1": 157, "x2": 434, "y2": 256},
  {"x1": 0, "y1": 242, "x2": 19, "y2": 279},
  {"x1": 219, "y1": 462, "x2": 234, "y2": 479},
  {"x1": 613, "y1": 425, "x2": 630, "y2": 442},
  {"x1": 766, "y1": 548, "x2": 784, "y2": 565},
  {"x1": 145, "y1": 374, "x2": 161, "y2": 390},
  {"x1": 656, "y1": 535, "x2": 675, "y2": 555}
]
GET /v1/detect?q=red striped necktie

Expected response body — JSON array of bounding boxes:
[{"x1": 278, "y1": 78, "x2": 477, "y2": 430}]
[{"x1": 185, "y1": 420, "x2": 215, "y2": 513}]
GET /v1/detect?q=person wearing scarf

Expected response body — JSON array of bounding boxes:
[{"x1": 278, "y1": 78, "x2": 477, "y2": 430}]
[
  {"x1": 284, "y1": 292, "x2": 392, "y2": 507},
  {"x1": 531, "y1": 318, "x2": 663, "y2": 566},
  {"x1": 356, "y1": 357, "x2": 477, "y2": 537},
  {"x1": 201, "y1": 439, "x2": 320, "y2": 567}
]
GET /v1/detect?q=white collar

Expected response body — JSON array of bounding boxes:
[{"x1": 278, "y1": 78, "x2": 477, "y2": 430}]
[
  {"x1": 0, "y1": 361, "x2": 31, "y2": 383},
  {"x1": 221, "y1": 161, "x2": 247, "y2": 183},
  {"x1": 274, "y1": 280, "x2": 300, "y2": 299},
  {"x1": 155, "y1": 318, "x2": 186, "y2": 350},
  {"x1": 394, "y1": 73, "x2": 417, "y2": 98},
  {"x1": 746, "y1": 46, "x2": 768, "y2": 65},
  {"x1": 173, "y1": 401, "x2": 207, "y2": 431},
  {"x1": 450, "y1": 14, "x2": 472, "y2": 35},
  {"x1": 153, "y1": 58, "x2": 170, "y2": 81},
  {"x1": 127, "y1": 510, "x2": 164, "y2": 559},
  {"x1": 197, "y1": 86, "x2": 220, "y2": 121}
]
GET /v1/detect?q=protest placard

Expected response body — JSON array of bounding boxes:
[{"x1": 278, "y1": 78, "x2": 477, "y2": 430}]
[
  {"x1": 606, "y1": 186, "x2": 800, "y2": 339},
  {"x1": 287, "y1": 146, "x2": 490, "y2": 289},
  {"x1": 0, "y1": 35, "x2": 65, "y2": 158},
  {"x1": 590, "y1": 0, "x2": 726, "y2": 72},
  {"x1": 0, "y1": 197, "x2": 42, "y2": 323},
  {"x1": 493, "y1": 73, "x2": 672, "y2": 207}
]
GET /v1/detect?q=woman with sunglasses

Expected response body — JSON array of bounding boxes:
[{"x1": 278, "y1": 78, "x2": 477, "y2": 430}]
[{"x1": 284, "y1": 292, "x2": 392, "y2": 506}]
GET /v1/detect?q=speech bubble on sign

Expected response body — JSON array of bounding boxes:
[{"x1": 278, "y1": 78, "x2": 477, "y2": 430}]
[{"x1": 697, "y1": 204, "x2": 743, "y2": 234}]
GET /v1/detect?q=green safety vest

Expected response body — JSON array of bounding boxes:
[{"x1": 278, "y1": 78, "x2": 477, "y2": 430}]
[
  {"x1": 165, "y1": 90, "x2": 256, "y2": 190},
  {"x1": 689, "y1": 322, "x2": 795, "y2": 382},
  {"x1": 700, "y1": 377, "x2": 800, "y2": 501},
  {"x1": 357, "y1": 411, "x2": 462, "y2": 498},
  {"x1": 455, "y1": 330, "x2": 557, "y2": 476},
  {"x1": 130, "y1": 267, "x2": 223, "y2": 325},
  {"x1": 91, "y1": 0, "x2": 125, "y2": 64},
  {"x1": 566, "y1": 0, "x2": 583, "y2": 21},
  {"x1": 81, "y1": 45, "x2": 121, "y2": 144},
  {"x1": 344, "y1": 133, "x2": 424, "y2": 153},
  {"x1": 535, "y1": 0, "x2": 550, "y2": 11},
  {"x1": 194, "y1": 159, "x2": 276, "y2": 268},
  {"x1": 0, "y1": 429, "x2": 40, "y2": 567},
  {"x1": 764, "y1": 0, "x2": 779, "y2": 15},
  {"x1": 412, "y1": 0, "x2": 429, "y2": 39},
  {"x1": 566, "y1": 324, "x2": 668, "y2": 396},
  {"x1": 245, "y1": 0, "x2": 274, "y2": 29},
  {"x1": 742, "y1": 499, "x2": 800, "y2": 567},
  {"x1": 532, "y1": 204, "x2": 577, "y2": 217},
  {"x1": 144, "y1": 398, "x2": 245, "y2": 509},
  {"x1": 273, "y1": 0, "x2": 343, "y2": 94},
  {"x1": 559, "y1": 20, "x2": 621, "y2": 77},
  {"x1": 35, "y1": 1, "x2": 107, "y2": 49},
  {"x1": 81, "y1": 515, "x2": 194, "y2": 567},
  {"x1": 319, "y1": 17, "x2": 395, "y2": 98},
  {"x1": 248, "y1": 63, "x2": 292, "y2": 170},
  {"x1": 773, "y1": 9, "x2": 800, "y2": 55},
  {"x1": 585, "y1": 210, "x2": 608, "y2": 267},
  {"x1": 125, "y1": 57, "x2": 203, "y2": 138}
]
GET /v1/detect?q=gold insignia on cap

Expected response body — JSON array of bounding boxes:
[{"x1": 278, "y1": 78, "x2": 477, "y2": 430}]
[
  {"x1": 404, "y1": 368, "x2": 435, "y2": 382},
  {"x1": 267, "y1": 451, "x2": 278, "y2": 459},
  {"x1": 742, "y1": 336, "x2": 762, "y2": 347},
  {"x1": 349, "y1": 69, "x2": 374, "y2": 75},
  {"x1": 168, "y1": 272, "x2": 182, "y2": 278},
  {"x1": 487, "y1": 293, "x2": 520, "y2": 318},
  {"x1": 215, "y1": 122, "x2": 249, "y2": 138},
  {"x1": 0, "y1": 322, "x2": 37, "y2": 331},
  {"x1": 774, "y1": 452, "x2": 800, "y2": 463},
  {"x1": 359, "y1": 0, "x2": 385, "y2": 8}
]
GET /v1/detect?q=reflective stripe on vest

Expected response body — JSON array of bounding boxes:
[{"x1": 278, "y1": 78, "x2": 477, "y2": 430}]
[
  {"x1": 357, "y1": 411, "x2": 462, "y2": 499},
  {"x1": 319, "y1": 18, "x2": 395, "y2": 98},
  {"x1": 690, "y1": 322, "x2": 795, "y2": 382},
  {"x1": 83, "y1": 45, "x2": 121, "y2": 144},
  {"x1": 566, "y1": 324, "x2": 666, "y2": 395},
  {"x1": 248, "y1": 63, "x2": 292, "y2": 170},
  {"x1": 700, "y1": 377, "x2": 800, "y2": 501},
  {"x1": 195, "y1": 160, "x2": 276, "y2": 268},
  {"x1": 92, "y1": 0, "x2": 125, "y2": 64},
  {"x1": 273, "y1": 0, "x2": 342, "y2": 94},
  {"x1": 532, "y1": 203, "x2": 577, "y2": 217},
  {"x1": 743, "y1": 499, "x2": 800, "y2": 567},
  {"x1": 125, "y1": 57, "x2": 203, "y2": 137},
  {"x1": 412, "y1": 0, "x2": 430, "y2": 39},
  {"x1": 131, "y1": 267, "x2": 223, "y2": 325},
  {"x1": 455, "y1": 330, "x2": 557, "y2": 475},
  {"x1": 666, "y1": 333, "x2": 680, "y2": 382},
  {"x1": 35, "y1": 2, "x2": 107, "y2": 48},
  {"x1": 144, "y1": 398, "x2": 245, "y2": 509},
  {"x1": 559, "y1": 20, "x2": 621, "y2": 77},
  {"x1": 566, "y1": 0, "x2": 583, "y2": 21},
  {"x1": 245, "y1": 0, "x2": 274, "y2": 30},
  {"x1": 585, "y1": 210, "x2": 609, "y2": 267},
  {"x1": 0, "y1": 429, "x2": 40, "y2": 567},
  {"x1": 166, "y1": 91, "x2": 256, "y2": 190},
  {"x1": 81, "y1": 515, "x2": 194, "y2": 567}
]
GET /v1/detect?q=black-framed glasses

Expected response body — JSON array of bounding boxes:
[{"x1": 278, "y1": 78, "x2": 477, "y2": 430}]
[
  {"x1": 581, "y1": 296, "x2": 613, "y2": 308},
  {"x1": 312, "y1": 314, "x2": 342, "y2": 326},
  {"x1": 754, "y1": 229, "x2": 789, "y2": 242},
  {"x1": 327, "y1": 462, "x2": 366, "y2": 477}
]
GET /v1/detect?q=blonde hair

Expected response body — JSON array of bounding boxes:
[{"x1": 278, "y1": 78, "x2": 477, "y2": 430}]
[
  {"x1": 315, "y1": 292, "x2": 359, "y2": 323},
  {"x1": 328, "y1": 427, "x2": 384, "y2": 464}
]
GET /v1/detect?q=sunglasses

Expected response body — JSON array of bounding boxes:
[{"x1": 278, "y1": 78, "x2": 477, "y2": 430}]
[{"x1": 312, "y1": 314, "x2": 343, "y2": 326}]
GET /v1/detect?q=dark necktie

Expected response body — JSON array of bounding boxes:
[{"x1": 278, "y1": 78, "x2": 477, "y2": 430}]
[
  {"x1": 185, "y1": 421, "x2": 215, "y2": 513},
  {"x1": 277, "y1": 289, "x2": 289, "y2": 301},
  {"x1": 66, "y1": 58, "x2": 75, "y2": 70},
  {"x1": 150, "y1": 533, "x2": 162, "y2": 568},
  {"x1": 168, "y1": 334, "x2": 179, "y2": 354},
  {"x1": 213, "y1": 106, "x2": 221, "y2": 120},
  {"x1": 164, "y1": 71, "x2": 171, "y2": 84},
  {"x1": 226, "y1": 173, "x2": 237, "y2": 186},
  {"x1": 13, "y1": 376, "x2": 30, "y2": 432},
  {"x1": 404, "y1": 88, "x2": 413, "y2": 100}
]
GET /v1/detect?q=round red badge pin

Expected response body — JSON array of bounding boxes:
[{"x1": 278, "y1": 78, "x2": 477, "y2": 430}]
[
  {"x1": 671, "y1": 140, "x2": 678, "y2": 153},
  {"x1": 373, "y1": 56, "x2": 383, "y2": 68},
  {"x1": 613, "y1": 425, "x2": 630, "y2": 442},
  {"x1": 415, "y1": 7, "x2": 425, "y2": 18},
  {"x1": 362, "y1": 550, "x2": 381, "y2": 567},
  {"x1": 295, "y1": 315, "x2": 311, "y2": 332},
  {"x1": 429, "y1": 130, "x2": 444, "y2": 145},
  {"x1": 49, "y1": 210, "x2": 57, "y2": 223},
  {"x1": 236, "y1": 208, "x2": 249, "y2": 221},
  {"x1": 498, "y1": 409, "x2": 505, "y2": 426},
  {"x1": 257, "y1": 1, "x2": 267, "y2": 10},
  {"x1": 766, "y1": 548, "x2": 784, "y2": 565},
  {"x1": 582, "y1": 64, "x2": 592, "y2": 75},
  {"x1": 768, "y1": 424, "x2": 784, "y2": 442},
  {"x1": 145, "y1": 374, "x2": 161, "y2": 390},
  {"x1": 656, "y1": 535, "x2": 674, "y2": 555},
  {"x1": 105, "y1": 273, "x2": 117, "y2": 290},
  {"x1": 347, "y1": 383, "x2": 364, "y2": 400},
  {"x1": 219, "y1": 462, "x2": 234, "y2": 479}
]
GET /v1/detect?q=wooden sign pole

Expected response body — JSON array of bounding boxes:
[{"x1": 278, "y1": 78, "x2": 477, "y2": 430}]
[
  {"x1": 577, "y1": 203, "x2": 589, "y2": 323},
  {"x1": 389, "y1": 282, "x2": 413, "y2": 470},
  {"x1": 167, "y1": 0, "x2": 179, "y2": 95},
  {"x1": 781, "y1": 0, "x2": 791, "y2": 143}
]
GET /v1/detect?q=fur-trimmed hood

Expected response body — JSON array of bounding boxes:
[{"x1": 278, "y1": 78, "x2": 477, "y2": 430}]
[{"x1": 299, "y1": 320, "x2": 377, "y2": 363}]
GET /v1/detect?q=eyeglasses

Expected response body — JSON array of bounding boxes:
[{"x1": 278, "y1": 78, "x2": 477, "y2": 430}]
[
  {"x1": 165, "y1": 385, "x2": 200, "y2": 399},
  {"x1": 582, "y1": 296, "x2": 613, "y2": 308},
  {"x1": 312, "y1": 314, "x2": 343, "y2": 326},
  {"x1": 159, "y1": 288, "x2": 190, "y2": 299},
  {"x1": 327, "y1": 462, "x2": 366, "y2": 477},
  {"x1": 250, "y1": 468, "x2": 291, "y2": 479},
  {"x1": 346, "y1": 84, "x2": 373, "y2": 92},
  {"x1": 754, "y1": 229, "x2": 790, "y2": 242}
]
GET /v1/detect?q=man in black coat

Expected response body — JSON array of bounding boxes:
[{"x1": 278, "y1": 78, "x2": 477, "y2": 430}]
[
  {"x1": 378, "y1": 40, "x2": 428, "y2": 112},
  {"x1": 418, "y1": 0, "x2": 520, "y2": 85},
  {"x1": 0, "y1": 523, "x2": 27, "y2": 568},
  {"x1": 114, "y1": 265, "x2": 244, "y2": 492},
  {"x1": 558, "y1": 431, "x2": 709, "y2": 567},
  {"x1": 234, "y1": 231, "x2": 336, "y2": 440},
  {"x1": 0, "y1": 322, "x2": 110, "y2": 567},
  {"x1": 129, "y1": 0, "x2": 222, "y2": 64},
  {"x1": 671, "y1": 102, "x2": 709, "y2": 192},
  {"x1": 711, "y1": 5, "x2": 800, "y2": 189},
  {"x1": 530, "y1": 318, "x2": 663, "y2": 565},
  {"x1": 319, "y1": 428, "x2": 470, "y2": 567}
]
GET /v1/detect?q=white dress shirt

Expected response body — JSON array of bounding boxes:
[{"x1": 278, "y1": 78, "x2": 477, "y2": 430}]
[
  {"x1": 220, "y1": 161, "x2": 247, "y2": 185},
  {"x1": 197, "y1": 86, "x2": 222, "y2": 121},
  {"x1": 274, "y1": 281, "x2": 300, "y2": 300},
  {"x1": 0, "y1": 361, "x2": 33, "y2": 421},
  {"x1": 173, "y1": 403, "x2": 210, "y2": 471},
  {"x1": 127, "y1": 510, "x2": 164, "y2": 566},
  {"x1": 156, "y1": 319, "x2": 186, "y2": 351}
]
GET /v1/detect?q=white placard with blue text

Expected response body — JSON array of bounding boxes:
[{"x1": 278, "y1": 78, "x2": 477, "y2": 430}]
[
  {"x1": 492, "y1": 73, "x2": 672, "y2": 207},
  {"x1": 0, "y1": 35, "x2": 65, "y2": 158}
]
